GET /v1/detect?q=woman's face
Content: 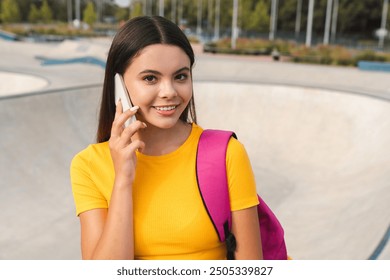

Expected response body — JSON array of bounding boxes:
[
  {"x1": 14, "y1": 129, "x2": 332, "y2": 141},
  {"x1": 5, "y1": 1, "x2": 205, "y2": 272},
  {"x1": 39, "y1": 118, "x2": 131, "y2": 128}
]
[{"x1": 122, "y1": 44, "x2": 192, "y2": 129}]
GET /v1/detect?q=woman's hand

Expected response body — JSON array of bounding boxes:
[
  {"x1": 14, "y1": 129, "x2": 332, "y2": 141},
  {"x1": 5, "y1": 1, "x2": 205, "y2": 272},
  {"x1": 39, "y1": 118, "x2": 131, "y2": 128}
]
[{"x1": 109, "y1": 100, "x2": 146, "y2": 183}]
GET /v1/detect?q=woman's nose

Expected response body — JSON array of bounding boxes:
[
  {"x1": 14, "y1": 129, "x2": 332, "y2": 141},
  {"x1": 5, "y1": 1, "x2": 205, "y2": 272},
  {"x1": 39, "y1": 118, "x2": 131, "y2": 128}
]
[{"x1": 159, "y1": 80, "x2": 178, "y2": 99}]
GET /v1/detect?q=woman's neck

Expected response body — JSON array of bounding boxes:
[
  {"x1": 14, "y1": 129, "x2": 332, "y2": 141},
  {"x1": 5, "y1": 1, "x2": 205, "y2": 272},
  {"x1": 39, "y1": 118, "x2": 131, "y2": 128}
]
[{"x1": 135, "y1": 121, "x2": 192, "y2": 156}]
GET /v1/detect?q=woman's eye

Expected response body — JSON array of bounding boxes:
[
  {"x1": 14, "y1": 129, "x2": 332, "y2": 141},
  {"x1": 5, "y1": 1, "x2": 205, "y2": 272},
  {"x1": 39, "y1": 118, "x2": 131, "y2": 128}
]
[
  {"x1": 144, "y1": 75, "x2": 156, "y2": 83},
  {"x1": 176, "y1": 73, "x2": 188, "y2": 81}
]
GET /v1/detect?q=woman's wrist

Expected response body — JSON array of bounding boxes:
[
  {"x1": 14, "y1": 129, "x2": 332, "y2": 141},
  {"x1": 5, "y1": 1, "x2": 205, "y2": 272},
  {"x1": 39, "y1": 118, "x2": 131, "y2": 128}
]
[{"x1": 113, "y1": 176, "x2": 134, "y2": 191}]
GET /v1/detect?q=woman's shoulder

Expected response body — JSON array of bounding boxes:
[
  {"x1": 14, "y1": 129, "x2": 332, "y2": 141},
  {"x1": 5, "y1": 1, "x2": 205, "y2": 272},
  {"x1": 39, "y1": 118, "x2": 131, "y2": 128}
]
[
  {"x1": 226, "y1": 134, "x2": 250, "y2": 163},
  {"x1": 227, "y1": 135, "x2": 245, "y2": 152}
]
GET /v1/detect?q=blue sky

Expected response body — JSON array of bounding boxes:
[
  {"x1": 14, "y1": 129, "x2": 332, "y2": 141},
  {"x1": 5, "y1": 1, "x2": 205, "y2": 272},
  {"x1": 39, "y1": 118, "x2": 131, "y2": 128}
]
[{"x1": 114, "y1": 0, "x2": 130, "y2": 7}]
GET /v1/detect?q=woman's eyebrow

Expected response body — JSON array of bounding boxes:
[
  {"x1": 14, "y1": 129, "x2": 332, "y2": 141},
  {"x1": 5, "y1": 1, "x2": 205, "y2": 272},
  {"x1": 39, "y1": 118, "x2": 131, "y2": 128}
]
[
  {"x1": 138, "y1": 67, "x2": 190, "y2": 76},
  {"x1": 173, "y1": 67, "x2": 191, "y2": 74},
  {"x1": 138, "y1": 69, "x2": 161, "y2": 75}
]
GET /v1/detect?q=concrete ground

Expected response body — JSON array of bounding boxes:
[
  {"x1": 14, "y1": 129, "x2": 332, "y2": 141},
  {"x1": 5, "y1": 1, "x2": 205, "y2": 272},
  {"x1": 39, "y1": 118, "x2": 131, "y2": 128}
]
[{"x1": 0, "y1": 38, "x2": 389, "y2": 260}]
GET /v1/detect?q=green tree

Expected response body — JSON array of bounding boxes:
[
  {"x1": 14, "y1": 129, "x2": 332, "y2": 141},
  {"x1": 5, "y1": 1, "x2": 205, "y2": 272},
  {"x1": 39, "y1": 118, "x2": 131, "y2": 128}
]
[
  {"x1": 28, "y1": 4, "x2": 40, "y2": 23},
  {"x1": 337, "y1": 0, "x2": 382, "y2": 37},
  {"x1": 278, "y1": 0, "x2": 299, "y2": 32},
  {"x1": 1, "y1": 0, "x2": 21, "y2": 23},
  {"x1": 251, "y1": 0, "x2": 269, "y2": 32},
  {"x1": 40, "y1": 0, "x2": 53, "y2": 23},
  {"x1": 115, "y1": 6, "x2": 129, "y2": 22},
  {"x1": 219, "y1": 0, "x2": 233, "y2": 32},
  {"x1": 239, "y1": 0, "x2": 254, "y2": 31},
  {"x1": 238, "y1": 0, "x2": 269, "y2": 34},
  {"x1": 130, "y1": 2, "x2": 143, "y2": 18},
  {"x1": 46, "y1": 0, "x2": 68, "y2": 22},
  {"x1": 83, "y1": 1, "x2": 97, "y2": 27},
  {"x1": 179, "y1": 0, "x2": 201, "y2": 28}
]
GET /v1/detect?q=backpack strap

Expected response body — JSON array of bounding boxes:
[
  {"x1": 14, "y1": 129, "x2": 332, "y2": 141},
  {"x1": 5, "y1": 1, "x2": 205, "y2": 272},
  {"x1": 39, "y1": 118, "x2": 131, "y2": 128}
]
[
  {"x1": 197, "y1": 130, "x2": 289, "y2": 260},
  {"x1": 196, "y1": 129, "x2": 236, "y2": 259}
]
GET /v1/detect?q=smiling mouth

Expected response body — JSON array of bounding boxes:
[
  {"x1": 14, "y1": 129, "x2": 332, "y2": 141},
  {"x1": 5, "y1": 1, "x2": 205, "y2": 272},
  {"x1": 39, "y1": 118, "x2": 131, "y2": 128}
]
[{"x1": 154, "y1": 105, "x2": 178, "y2": 111}]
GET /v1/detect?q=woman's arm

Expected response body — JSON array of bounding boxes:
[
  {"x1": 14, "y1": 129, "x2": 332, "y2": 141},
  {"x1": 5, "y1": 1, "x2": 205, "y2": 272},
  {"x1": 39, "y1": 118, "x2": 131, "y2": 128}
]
[
  {"x1": 231, "y1": 206, "x2": 263, "y2": 260},
  {"x1": 78, "y1": 102, "x2": 145, "y2": 260},
  {"x1": 79, "y1": 179, "x2": 135, "y2": 259}
]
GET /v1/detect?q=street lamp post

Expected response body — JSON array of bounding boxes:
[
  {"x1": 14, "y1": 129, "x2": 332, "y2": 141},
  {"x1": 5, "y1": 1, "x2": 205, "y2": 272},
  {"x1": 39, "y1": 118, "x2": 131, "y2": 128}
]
[
  {"x1": 323, "y1": 0, "x2": 333, "y2": 45},
  {"x1": 331, "y1": 0, "x2": 338, "y2": 43},
  {"x1": 324, "y1": 0, "x2": 333, "y2": 45},
  {"x1": 306, "y1": 0, "x2": 315, "y2": 47},
  {"x1": 214, "y1": 0, "x2": 220, "y2": 41},
  {"x1": 148, "y1": 0, "x2": 152, "y2": 15},
  {"x1": 75, "y1": 0, "x2": 81, "y2": 28},
  {"x1": 379, "y1": 0, "x2": 389, "y2": 49},
  {"x1": 95, "y1": 0, "x2": 101, "y2": 23},
  {"x1": 159, "y1": 0, "x2": 164, "y2": 17},
  {"x1": 269, "y1": 0, "x2": 278, "y2": 41},
  {"x1": 231, "y1": 0, "x2": 238, "y2": 49},
  {"x1": 143, "y1": 0, "x2": 146, "y2": 15}
]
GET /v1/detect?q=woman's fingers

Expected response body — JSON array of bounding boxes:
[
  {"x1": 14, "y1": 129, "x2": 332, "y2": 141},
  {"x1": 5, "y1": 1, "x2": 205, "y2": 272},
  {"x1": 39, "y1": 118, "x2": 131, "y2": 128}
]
[
  {"x1": 118, "y1": 120, "x2": 147, "y2": 146},
  {"x1": 126, "y1": 139, "x2": 146, "y2": 155},
  {"x1": 110, "y1": 100, "x2": 146, "y2": 151},
  {"x1": 111, "y1": 101, "x2": 139, "y2": 138},
  {"x1": 108, "y1": 100, "x2": 146, "y2": 182}
]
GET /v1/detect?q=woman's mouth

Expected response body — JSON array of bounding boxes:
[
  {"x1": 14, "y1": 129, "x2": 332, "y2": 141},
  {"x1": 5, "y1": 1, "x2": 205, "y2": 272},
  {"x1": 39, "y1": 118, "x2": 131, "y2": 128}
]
[
  {"x1": 153, "y1": 105, "x2": 179, "y2": 116},
  {"x1": 154, "y1": 105, "x2": 177, "y2": 111}
]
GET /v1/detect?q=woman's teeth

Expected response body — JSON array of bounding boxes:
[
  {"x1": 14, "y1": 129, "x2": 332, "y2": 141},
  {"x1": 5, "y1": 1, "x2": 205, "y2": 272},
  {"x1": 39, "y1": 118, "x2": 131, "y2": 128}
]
[{"x1": 155, "y1": 106, "x2": 176, "y2": 111}]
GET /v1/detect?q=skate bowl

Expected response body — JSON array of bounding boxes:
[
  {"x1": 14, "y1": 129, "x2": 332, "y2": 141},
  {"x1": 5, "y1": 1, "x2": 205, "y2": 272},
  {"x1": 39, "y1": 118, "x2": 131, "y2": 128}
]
[
  {"x1": 194, "y1": 82, "x2": 390, "y2": 260},
  {"x1": 0, "y1": 71, "x2": 48, "y2": 96},
  {"x1": 0, "y1": 81, "x2": 389, "y2": 260}
]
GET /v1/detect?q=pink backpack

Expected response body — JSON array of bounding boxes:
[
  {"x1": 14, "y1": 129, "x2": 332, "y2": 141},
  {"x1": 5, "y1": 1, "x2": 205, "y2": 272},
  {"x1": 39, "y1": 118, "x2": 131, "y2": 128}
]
[{"x1": 196, "y1": 129, "x2": 288, "y2": 260}]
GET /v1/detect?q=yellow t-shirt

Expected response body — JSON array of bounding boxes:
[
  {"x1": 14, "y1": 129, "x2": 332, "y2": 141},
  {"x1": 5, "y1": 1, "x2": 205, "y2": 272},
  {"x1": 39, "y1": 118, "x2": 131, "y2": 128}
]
[{"x1": 70, "y1": 123, "x2": 259, "y2": 259}]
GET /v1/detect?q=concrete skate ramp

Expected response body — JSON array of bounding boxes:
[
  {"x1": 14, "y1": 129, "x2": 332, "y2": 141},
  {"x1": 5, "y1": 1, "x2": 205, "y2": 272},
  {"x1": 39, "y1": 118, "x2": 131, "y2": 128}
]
[
  {"x1": 194, "y1": 82, "x2": 390, "y2": 260},
  {"x1": 0, "y1": 71, "x2": 48, "y2": 96},
  {"x1": 0, "y1": 86, "x2": 101, "y2": 259},
  {"x1": 0, "y1": 82, "x2": 389, "y2": 259},
  {"x1": 35, "y1": 40, "x2": 108, "y2": 68}
]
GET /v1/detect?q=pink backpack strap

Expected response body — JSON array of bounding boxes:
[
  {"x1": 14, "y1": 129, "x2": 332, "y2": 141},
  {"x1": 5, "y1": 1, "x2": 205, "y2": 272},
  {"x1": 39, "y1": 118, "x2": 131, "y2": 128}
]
[
  {"x1": 196, "y1": 129, "x2": 235, "y2": 242},
  {"x1": 197, "y1": 129, "x2": 288, "y2": 260}
]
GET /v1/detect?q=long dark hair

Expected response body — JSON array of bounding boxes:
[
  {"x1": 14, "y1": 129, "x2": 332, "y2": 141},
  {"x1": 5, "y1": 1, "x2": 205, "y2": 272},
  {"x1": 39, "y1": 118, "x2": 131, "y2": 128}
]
[{"x1": 96, "y1": 16, "x2": 197, "y2": 143}]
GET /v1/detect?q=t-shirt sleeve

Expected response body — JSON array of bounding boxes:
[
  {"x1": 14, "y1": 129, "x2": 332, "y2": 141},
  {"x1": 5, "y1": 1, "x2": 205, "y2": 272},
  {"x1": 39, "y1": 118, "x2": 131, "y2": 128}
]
[
  {"x1": 70, "y1": 146, "x2": 108, "y2": 216},
  {"x1": 226, "y1": 138, "x2": 259, "y2": 211}
]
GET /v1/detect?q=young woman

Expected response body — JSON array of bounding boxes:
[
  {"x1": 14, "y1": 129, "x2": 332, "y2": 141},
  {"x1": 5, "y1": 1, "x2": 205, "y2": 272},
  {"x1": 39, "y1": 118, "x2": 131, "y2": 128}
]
[{"x1": 70, "y1": 16, "x2": 262, "y2": 260}]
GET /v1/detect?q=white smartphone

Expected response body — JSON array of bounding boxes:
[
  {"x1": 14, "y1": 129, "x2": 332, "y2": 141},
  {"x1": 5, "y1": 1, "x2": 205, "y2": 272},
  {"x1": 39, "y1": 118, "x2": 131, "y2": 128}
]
[{"x1": 114, "y1": 73, "x2": 136, "y2": 127}]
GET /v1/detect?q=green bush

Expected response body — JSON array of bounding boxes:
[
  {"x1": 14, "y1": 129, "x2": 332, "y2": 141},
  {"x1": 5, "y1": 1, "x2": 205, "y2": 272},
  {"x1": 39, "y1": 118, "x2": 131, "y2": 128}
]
[
  {"x1": 330, "y1": 46, "x2": 354, "y2": 66},
  {"x1": 353, "y1": 50, "x2": 388, "y2": 65},
  {"x1": 2, "y1": 23, "x2": 98, "y2": 37},
  {"x1": 293, "y1": 45, "x2": 357, "y2": 66},
  {"x1": 205, "y1": 37, "x2": 390, "y2": 67},
  {"x1": 204, "y1": 38, "x2": 296, "y2": 56}
]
